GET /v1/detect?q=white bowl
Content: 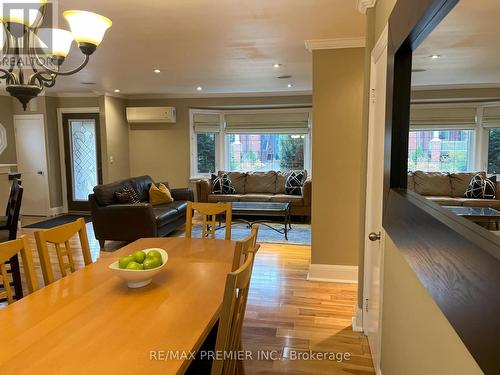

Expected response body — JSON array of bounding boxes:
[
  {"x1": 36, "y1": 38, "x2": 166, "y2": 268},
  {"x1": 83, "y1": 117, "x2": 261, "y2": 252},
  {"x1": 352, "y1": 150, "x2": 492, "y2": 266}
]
[{"x1": 108, "y1": 248, "x2": 169, "y2": 288}]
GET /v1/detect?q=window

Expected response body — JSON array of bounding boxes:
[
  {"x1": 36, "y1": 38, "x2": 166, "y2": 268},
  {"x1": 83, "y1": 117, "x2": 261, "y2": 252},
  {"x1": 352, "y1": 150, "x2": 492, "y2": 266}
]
[
  {"x1": 487, "y1": 128, "x2": 500, "y2": 174},
  {"x1": 408, "y1": 129, "x2": 473, "y2": 172},
  {"x1": 190, "y1": 109, "x2": 311, "y2": 178},
  {"x1": 196, "y1": 133, "x2": 216, "y2": 174},
  {"x1": 226, "y1": 134, "x2": 305, "y2": 172}
]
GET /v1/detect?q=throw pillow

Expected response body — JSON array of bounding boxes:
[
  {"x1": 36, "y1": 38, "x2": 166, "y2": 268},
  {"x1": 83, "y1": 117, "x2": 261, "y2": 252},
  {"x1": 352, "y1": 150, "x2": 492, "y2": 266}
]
[
  {"x1": 464, "y1": 174, "x2": 496, "y2": 199},
  {"x1": 212, "y1": 173, "x2": 236, "y2": 194},
  {"x1": 285, "y1": 170, "x2": 305, "y2": 196},
  {"x1": 483, "y1": 175, "x2": 497, "y2": 199},
  {"x1": 149, "y1": 183, "x2": 174, "y2": 205},
  {"x1": 115, "y1": 183, "x2": 141, "y2": 204}
]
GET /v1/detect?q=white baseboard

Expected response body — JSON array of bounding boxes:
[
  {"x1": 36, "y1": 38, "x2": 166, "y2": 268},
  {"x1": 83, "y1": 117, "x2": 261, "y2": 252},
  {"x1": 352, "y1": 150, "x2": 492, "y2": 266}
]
[
  {"x1": 307, "y1": 264, "x2": 358, "y2": 284},
  {"x1": 352, "y1": 307, "x2": 363, "y2": 332},
  {"x1": 49, "y1": 206, "x2": 64, "y2": 217}
]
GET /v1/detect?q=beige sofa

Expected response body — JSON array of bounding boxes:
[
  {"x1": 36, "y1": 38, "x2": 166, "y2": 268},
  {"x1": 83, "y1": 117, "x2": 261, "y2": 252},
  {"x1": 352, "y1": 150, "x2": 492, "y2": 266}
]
[
  {"x1": 196, "y1": 171, "x2": 312, "y2": 217},
  {"x1": 408, "y1": 171, "x2": 500, "y2": 209}
]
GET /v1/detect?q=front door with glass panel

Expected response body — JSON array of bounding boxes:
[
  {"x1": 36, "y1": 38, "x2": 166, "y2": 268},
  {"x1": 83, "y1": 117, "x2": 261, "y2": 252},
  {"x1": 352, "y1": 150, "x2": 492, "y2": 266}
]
[{"x1": 62, "y1": 113, "x2": 102, "y2": 211}]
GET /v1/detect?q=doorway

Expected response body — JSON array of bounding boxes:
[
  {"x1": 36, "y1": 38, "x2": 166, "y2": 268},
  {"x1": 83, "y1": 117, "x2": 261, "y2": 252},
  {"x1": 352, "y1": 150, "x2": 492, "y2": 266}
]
[
  {"x1": 62, "y1": 113, "x2": 102, "y2": 212},
  {"x1": 363, "y1": 25, "x2": 388, "y2": 374},
  {"x1": 14, "y1": 114, "x2": 50, "y2": 216}
]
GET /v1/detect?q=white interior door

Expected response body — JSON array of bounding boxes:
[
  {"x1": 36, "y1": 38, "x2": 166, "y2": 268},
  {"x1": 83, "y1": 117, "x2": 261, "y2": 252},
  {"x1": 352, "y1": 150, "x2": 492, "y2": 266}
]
[
  {"x1": 363, "y1": 25, "x2": 388, "y2": 374},
  {"x1": 14, "y1": 115, "x2": 50, "y2": 216}
]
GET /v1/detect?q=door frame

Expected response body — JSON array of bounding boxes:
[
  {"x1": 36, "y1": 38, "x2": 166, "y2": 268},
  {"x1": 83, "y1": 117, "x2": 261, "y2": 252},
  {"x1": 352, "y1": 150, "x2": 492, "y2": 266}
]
[
  {"x1": 57, "y1": 107, "x2": 101, "y2": 213},
  {"x1": 13, "y1": 114, "x2": 51, "y2": 216},
  {"x1": 362, "y1": 24, "x2": 388, "y2": 375}
]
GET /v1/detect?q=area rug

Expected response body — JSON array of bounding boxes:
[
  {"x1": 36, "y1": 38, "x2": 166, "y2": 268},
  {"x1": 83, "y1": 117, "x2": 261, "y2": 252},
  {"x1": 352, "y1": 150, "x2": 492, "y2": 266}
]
[
  {"x1": 172, "y1": 221, "x2": 311, "y2": 245},
  {"x1": 23, "y1": 214, "x2": 92, "y2": 229}
]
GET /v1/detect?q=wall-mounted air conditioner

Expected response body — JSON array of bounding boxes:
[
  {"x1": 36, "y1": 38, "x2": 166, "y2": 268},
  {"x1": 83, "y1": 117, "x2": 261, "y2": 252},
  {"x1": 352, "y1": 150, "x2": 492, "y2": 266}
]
[{"x1": 126, "y1": 107, "x2": 176, "y2": 123}]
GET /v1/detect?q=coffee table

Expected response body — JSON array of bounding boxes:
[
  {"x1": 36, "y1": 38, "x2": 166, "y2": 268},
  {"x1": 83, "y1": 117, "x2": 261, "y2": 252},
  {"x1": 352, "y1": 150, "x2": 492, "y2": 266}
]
[
  {"x1": 443, "y1": 206, "x2": 500, "y2": 229},
  {"x1": 220, "y1": 201, "x2": 292, "y2": 240}
]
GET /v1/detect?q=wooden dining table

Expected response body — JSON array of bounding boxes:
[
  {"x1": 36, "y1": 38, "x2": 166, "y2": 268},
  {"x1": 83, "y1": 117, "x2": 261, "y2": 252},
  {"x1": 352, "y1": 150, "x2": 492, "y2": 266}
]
[{"x1": 0, "y1": 237, "x2": 236, "y2": 375}]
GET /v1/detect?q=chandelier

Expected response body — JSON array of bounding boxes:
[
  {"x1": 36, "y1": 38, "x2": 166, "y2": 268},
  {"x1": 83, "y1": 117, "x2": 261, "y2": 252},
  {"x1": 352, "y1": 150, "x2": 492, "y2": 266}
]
[{"x1": 0, "y1": 0, "x2": 112, "y2": 109}]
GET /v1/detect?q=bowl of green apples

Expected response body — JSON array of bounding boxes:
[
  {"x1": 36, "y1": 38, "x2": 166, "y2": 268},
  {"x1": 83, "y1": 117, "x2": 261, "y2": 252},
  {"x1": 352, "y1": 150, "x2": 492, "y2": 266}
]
[{"x1": 108, "y1": 248, "x2": 168, "y2": 288}]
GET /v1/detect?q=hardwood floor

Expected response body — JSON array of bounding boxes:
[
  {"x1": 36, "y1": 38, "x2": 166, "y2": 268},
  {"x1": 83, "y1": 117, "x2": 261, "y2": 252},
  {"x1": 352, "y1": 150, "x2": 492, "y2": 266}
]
[{"x1": 7, "y1": 215, "x2": 374, "y2": 374}]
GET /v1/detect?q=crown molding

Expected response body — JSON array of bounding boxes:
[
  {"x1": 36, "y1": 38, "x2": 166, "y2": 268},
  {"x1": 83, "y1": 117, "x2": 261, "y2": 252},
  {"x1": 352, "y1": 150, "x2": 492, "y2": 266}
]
[
  {"x1": 305, "y1": 37, "x2": 365, "y2": 52},
  {"x1": 356, "y1": 0, "x2": 377, "y2": 14},
  {"x1": 126, "y1": 90, "x2": 312, "y2": 100}
]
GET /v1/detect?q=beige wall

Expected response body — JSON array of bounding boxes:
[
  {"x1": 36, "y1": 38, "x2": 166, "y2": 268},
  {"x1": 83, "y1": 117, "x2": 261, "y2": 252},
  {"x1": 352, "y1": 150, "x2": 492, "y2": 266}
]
[
  {"x1": 127, "y1": 95, "x2": 311, "y2": 188},
  {"x1": 311, "y1": 48, "x2": 365, "y2": 266},
  {"x1": 103, "y1": 96, "x2": 130, "y2": 183},
  {"x1": 0, "y1": 96, "x2": 17, "y2": 164},
  {"x1": 381, "y1": 236, "x2": 482, "y2": 374}
]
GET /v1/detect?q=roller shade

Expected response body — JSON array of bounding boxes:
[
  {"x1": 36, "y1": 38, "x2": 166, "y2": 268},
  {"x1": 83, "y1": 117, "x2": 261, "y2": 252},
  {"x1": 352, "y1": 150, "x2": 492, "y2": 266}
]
[
  {"x1": 483, "y1": 106, "x2": 500, "y2": 127},
  {"x1": 224, "y1": 111, "x2": 310, "y2": 133},
  {"x1": 410, "y1": 106, "x2": 477, "y2": 130},
  {"x1": 193, "y1": 113, "x2": 221, "y2": 132}
]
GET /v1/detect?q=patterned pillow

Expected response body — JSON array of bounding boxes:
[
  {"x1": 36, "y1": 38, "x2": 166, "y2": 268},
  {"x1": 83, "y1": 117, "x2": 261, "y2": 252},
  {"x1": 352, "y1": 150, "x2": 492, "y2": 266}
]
[
  {"x1": 115, "y1": 183, "x2": 141, "y2": 204},
  {"x1": 285, "y1": 170, "x2": 305, "y2": 196},
  {"x1": 483, "y1": 175, "x2": 497, "y2": 199},
  {"x1": 464, "y1": 174, "x2": 496, "y2": 199},
  {"x1": 211, "y1": 173, "x2": 236, "y2": 195}
]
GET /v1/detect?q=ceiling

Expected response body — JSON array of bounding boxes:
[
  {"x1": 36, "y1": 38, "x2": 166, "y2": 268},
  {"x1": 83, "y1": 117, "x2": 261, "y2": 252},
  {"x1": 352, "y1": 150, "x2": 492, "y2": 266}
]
[
  {"x1": 23, "y1": 0, "x2": 365, "y2": 97},
  {"x1": 412, "y1": 0, "x2": 500, "y2": 88}
]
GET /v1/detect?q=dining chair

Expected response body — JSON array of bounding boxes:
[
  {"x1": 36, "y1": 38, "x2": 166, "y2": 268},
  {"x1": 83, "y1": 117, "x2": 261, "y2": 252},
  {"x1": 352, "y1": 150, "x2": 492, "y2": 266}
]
[
  {"x1": 0, "y1": 178, "x2": 24, "y2": 300},
  {"x1": 34, "y1": 217, "x2": 92, "y2": 286},
  {"x1": 0, "y1": 236, "x2": 38, "y2": 305},
  {"x1": 212, "y1": 251, "x2": 255, "y2": 375},
  {"x1": 185, "y1": 202, "x2": 232, "y2": 240},
  {"x1": 231, "y1": 225, "x2": 260, "y2": 271}
]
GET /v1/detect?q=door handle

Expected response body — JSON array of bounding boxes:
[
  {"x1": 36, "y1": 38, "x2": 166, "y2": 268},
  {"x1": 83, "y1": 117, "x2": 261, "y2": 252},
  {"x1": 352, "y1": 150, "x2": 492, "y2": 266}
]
[
  {"x1": 368, "y1": 232, "x2": 381, "y2": 242},
  {"x1": 37, "y1": 171, "x2": 44, "y2": 175}
]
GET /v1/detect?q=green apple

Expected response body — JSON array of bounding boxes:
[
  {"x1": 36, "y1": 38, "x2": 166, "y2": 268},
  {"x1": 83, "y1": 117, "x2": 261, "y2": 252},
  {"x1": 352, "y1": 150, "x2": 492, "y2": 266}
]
[
  {"x1": 132, "y1": 250, "x2": 146, "y2": 264},
  {"x1": 126, "y1": 261, "x2": 143, "y2": 270},
  {"x1": 118, "y1": 255, "x2": 135, "y2": 269},
  {"x1": 146, "y1": 250, "x2": 162, "y2": 260},
  {"x1": 143, "y1": 256, "x2": 162, "y2": 270}
]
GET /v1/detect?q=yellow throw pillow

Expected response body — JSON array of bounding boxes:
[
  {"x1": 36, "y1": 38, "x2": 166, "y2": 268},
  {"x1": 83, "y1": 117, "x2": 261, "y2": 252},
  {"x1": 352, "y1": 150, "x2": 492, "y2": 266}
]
[{"x1": 149, "y1": 183, "x2": 174, "y2": 205}]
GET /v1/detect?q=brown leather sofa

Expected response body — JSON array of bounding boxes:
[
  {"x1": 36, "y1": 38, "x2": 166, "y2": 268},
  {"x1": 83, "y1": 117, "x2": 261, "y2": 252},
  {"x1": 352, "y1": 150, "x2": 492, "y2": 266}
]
[
  {"x1": 196, "y1": 171, "x2": 311, "y2": 217},
  {"x1": 408, "y1": 171, "x2": 500, "y2": 209},
  {"x1": 89, "y1": 175, "x2": 193, "y2": 246}
]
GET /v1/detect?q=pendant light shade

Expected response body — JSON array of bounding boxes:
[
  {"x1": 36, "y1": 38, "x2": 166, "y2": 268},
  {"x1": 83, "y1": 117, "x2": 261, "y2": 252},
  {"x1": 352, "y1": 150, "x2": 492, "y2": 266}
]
[
  {"x1": 63, "y1": 10, "x2": 112, "y2": 47},
  {"x1": 36, "y1": 28, "x2": 74, "y2": 58},
  {"x1": 0, "y1": 0, "x2": 47, "y2": 27}
]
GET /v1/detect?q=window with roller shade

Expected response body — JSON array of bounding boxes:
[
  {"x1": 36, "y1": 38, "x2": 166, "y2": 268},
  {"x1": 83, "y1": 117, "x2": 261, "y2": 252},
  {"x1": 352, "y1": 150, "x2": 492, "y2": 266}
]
[
  {"x1": 483, "y1": 106, "x2": 500, "y2": 174},
  {"x1": 408, "y1": 105, "x2": 476, "y2": 172},
  {"x1": 190, "y1": 108, "x2": 312, "y2": 178}
]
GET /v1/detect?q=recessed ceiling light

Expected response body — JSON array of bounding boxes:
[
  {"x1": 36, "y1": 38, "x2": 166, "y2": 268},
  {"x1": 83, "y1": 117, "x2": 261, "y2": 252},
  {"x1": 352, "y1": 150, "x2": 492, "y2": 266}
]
[
  {"x1": 273, "y1": 63, "x2": 282, "y2": 68},
  {"x1": 154, "y1": 69, "x2": 161, "y2": 74},
  {"x1": 114, "y1": 89, "x2": 121, "y2": 93},
  {"x1": 430, "y1": 54, "x2": 441, "y2": 59},
  {"x1": 196, "y1": 86, "x2": 203, "y2": 91},
  {"x1": 287, "y1": 83, "x2": 293, "y2": 88}
]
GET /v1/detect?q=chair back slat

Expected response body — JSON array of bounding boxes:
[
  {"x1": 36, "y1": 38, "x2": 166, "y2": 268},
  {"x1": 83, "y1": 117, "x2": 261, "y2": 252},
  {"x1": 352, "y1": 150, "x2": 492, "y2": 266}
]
[
  {"x1": 186, "y1": 202, "x2": 232, "y2": 240},
  {"x1": 232, "y1": 225, "x2": 260, "y2": 271},
  {"x1": 0, "y1": 236, "x2": 39, "y2": 304},
  {"x1": 212, "y1": 252, "x2": 255, "y2": 375},
  {"x1": 34, "y1": 218, "x2": 92, "y2": 285}
]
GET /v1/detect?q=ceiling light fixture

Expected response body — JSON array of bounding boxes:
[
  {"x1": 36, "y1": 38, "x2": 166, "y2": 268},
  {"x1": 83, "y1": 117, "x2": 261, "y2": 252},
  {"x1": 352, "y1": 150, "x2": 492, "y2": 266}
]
[
  {"x1": 196, "y1": 86, "x2": 203, "y2": 91},
  {"x1": 273, "y1": 63, "x2": 281, "y2": 68},
  {"x1": 0, "y1": 3, "x2": 112, "y2": 110},
  {"x1": 430, "y1": 54, "x2": 441, "y2": 59},
  {"x1": 114, "y1": 89, "x2": 120, "y2": 93},
  {"x1": 154, "y1": 69, "x2": 161, "y2": 74}
]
